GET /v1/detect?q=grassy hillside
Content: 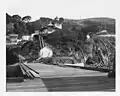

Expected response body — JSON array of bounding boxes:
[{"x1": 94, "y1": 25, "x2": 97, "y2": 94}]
[
  {"x1": 65, "y1": 17, "x2": 115, "y2": 34},
  {"x1": 80, "y1": 17, "x2": 115, "y2": 24}
]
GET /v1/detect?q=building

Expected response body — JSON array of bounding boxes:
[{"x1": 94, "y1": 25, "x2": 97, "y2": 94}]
[
  {"x1": 22, "y1": 35, "x2": 30, "y2": 41},
  {"x1": 52, "y1": 19, "x2": 63, "y2": 29},
  {"x1": 9, "y1": 34, "x2": 18, "y2": 43}
]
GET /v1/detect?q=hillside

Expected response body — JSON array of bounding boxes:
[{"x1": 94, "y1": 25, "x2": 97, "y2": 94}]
[
  {"x1": 44, "y1": 17, "x2": 115, "y2": 46},
  {"x1": 64, "y1": 17, "x2": 115, "y2": 34},
  {"x1": 80, "y1": 17, "x2": 115, "y2": 24}
]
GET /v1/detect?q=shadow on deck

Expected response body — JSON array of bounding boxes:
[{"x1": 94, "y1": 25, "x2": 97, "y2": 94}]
[{"x1": 42, "y1": 76, "x2": 115, "y2": 91}]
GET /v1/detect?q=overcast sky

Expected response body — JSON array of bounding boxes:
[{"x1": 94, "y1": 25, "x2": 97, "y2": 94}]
[{"x1": 6, "y1": 0, "x2": 118, "y2": 21}]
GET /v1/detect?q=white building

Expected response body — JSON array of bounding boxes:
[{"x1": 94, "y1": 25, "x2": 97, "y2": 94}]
[
  {"x1": 22, "y1": 35, "x2": 30, "y2": 41},
  {"x1": 38, "y1": 46, "x2": 53, "y2": 59},
  {"x1": 54, "y1": 23, "x2": 62, "y2": 29}
]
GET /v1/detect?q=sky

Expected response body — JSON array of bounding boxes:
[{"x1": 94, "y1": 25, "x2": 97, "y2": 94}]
[{"x1": 6, "y1": 0, "x2": 118, "y2": 21}]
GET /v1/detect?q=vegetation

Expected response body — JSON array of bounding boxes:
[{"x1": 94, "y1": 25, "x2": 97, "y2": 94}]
[{"x1": 6, "y1": 13, "x2": 115, "y2": 71}]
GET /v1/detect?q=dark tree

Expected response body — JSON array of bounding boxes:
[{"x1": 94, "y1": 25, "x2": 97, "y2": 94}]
[
  {"x1": 6, "y1": 13, "x2": 13, "y2": 24},
  {"x1": 59, "y1": 17, "x2": 64, "y2": 23},
  {"x1": 22, "y1": 16, "x2": 31, "y2": 22},
  {"x1": 12, "y1": 15, "x2": 21, "y2": 22}
]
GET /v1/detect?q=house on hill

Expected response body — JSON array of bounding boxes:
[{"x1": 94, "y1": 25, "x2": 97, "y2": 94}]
[
  {"x1": 9, "y1": 34, "x2": 18, "y2": 43},
  {"x1": 6, "y1": 34, "x2": 18, "y2": 45},
  {"x1": 22, "y1": 35, "x2": 30, "y2": 41},
  {"x1": 40, "y1": 23, "x2": 56, "y2": 34},
  {"x1": 52, "y1": 19, "x2": 63, "y2": 29}
]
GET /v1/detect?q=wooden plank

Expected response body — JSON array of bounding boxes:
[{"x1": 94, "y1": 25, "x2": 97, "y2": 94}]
[
  {"x1": 7, "y1": 77, "x2": 24, "y2": 83},
  {"x1": 6, "y1": 63, "x2": 115, "y2": 92}
]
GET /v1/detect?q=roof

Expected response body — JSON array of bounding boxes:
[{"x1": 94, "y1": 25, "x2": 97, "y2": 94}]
[{"x1": 9, "y1": 34, "x2": 18, "y2": 37}]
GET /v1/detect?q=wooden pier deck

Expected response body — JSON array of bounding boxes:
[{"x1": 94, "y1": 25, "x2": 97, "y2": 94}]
[{"x1": 6, "y1": 63, "x2": 115, "y2": 92}]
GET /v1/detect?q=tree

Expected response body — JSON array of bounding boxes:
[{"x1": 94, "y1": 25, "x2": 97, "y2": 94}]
[
  {"x1": 22, "y1": 16, "x2": 31, "y2": 23},
  {"x1": 6, "y1": 13, "x2": 13, "y2": 24},
  {"x1": 59, "y1": 17, "x2": 64, "y2": 23},
  {"x1": 55, "y1": 16, "x2": 59, "y2": 20},
  {"x1": 6, "y1": 23, "x2": 14, "y2": 34},
  {"x1": 40, "y1": 17, "x2": 52, "y2": 28},
  {"x1": 12, "y1": 15, "x2": 21, "y2": 22},
  {"x1": 26, "y1": 22, "x2": 34, "y2": 35}
]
